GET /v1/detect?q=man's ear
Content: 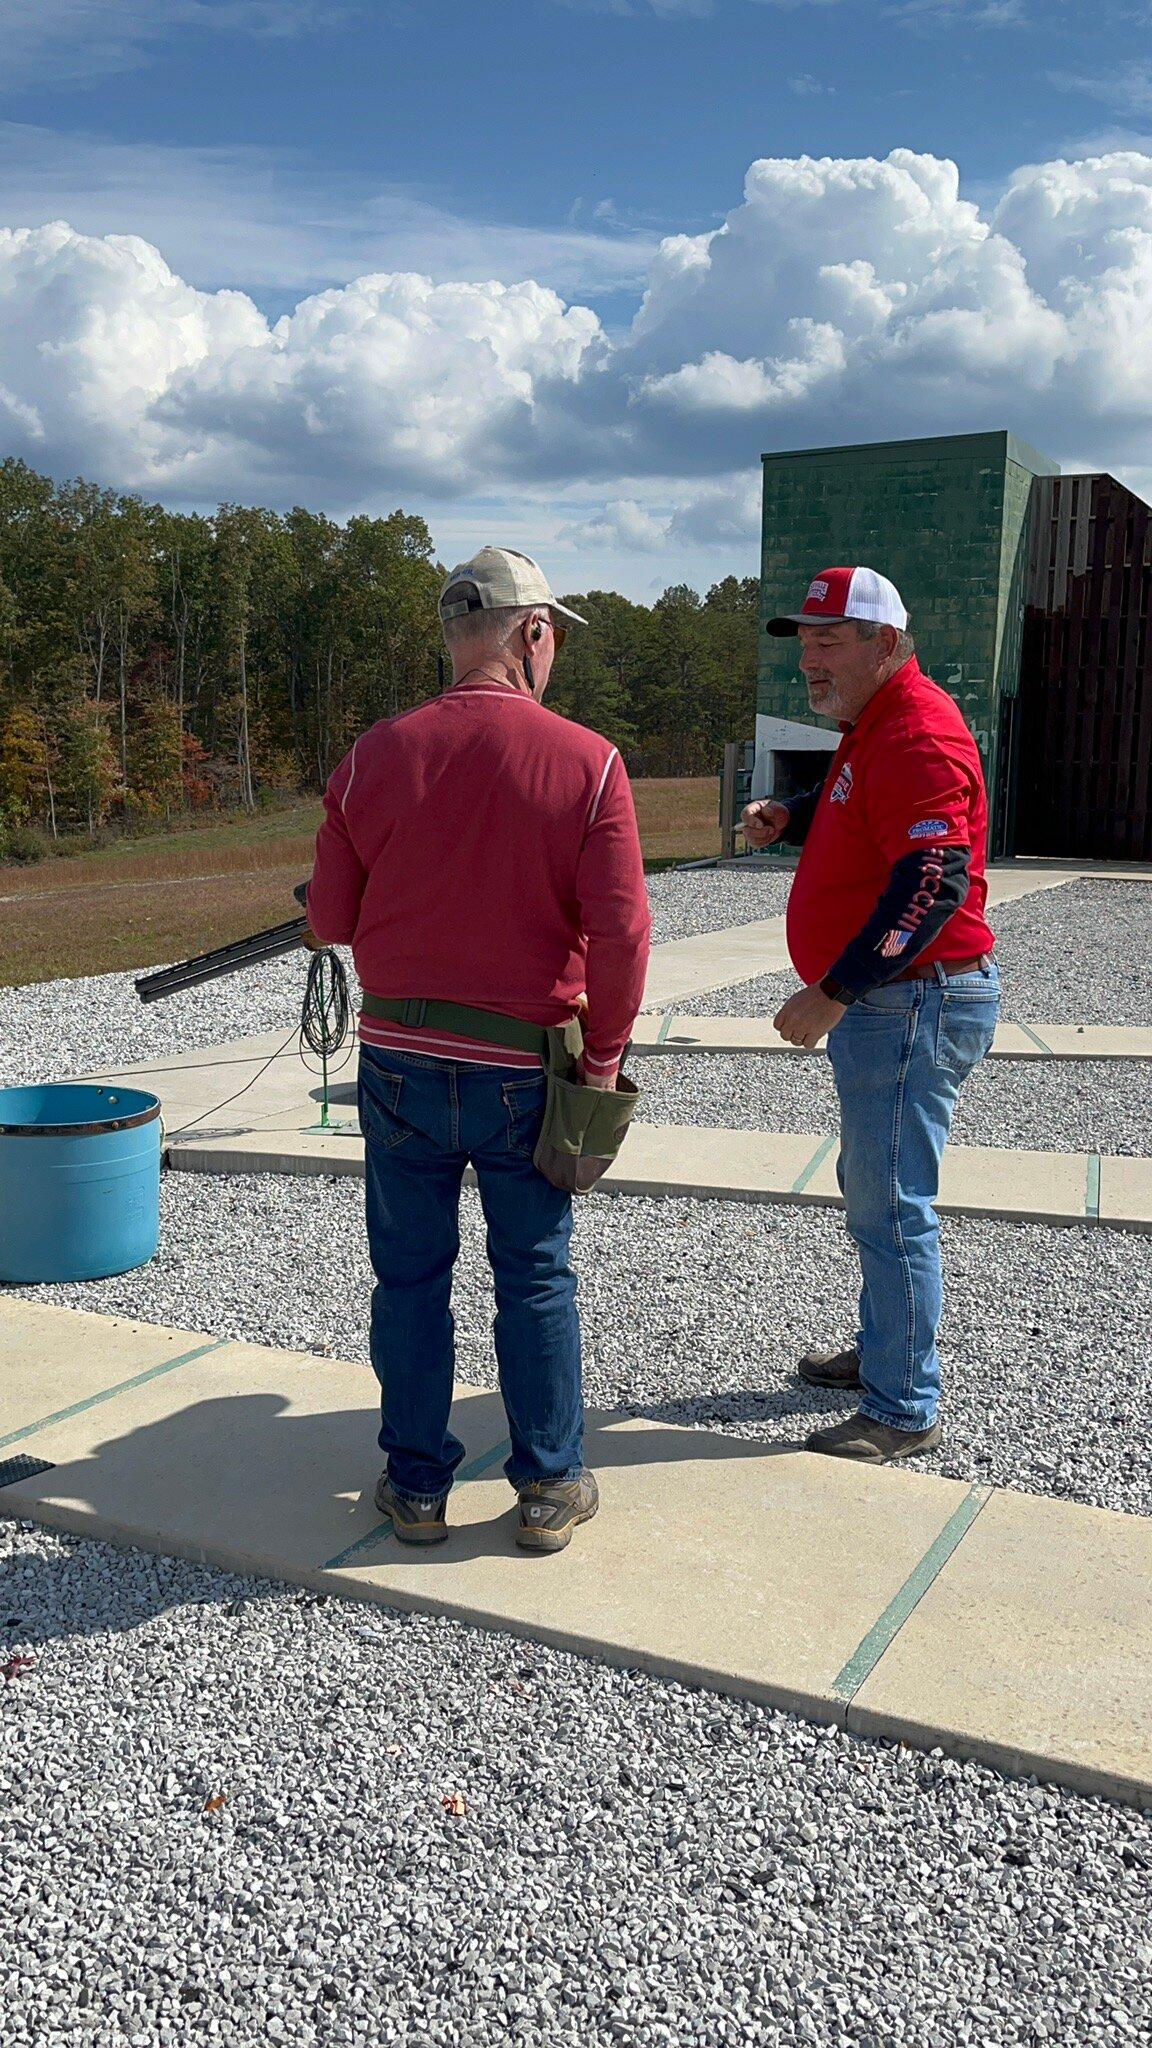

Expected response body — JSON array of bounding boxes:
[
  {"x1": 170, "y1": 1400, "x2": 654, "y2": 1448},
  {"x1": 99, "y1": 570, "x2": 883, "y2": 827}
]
[{"x1": 877, "y1": 624, "x2": 900, "y2": 662}]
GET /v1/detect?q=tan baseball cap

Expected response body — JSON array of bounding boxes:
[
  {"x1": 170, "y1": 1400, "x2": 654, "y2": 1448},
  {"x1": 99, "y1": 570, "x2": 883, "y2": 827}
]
[{"x1": 438, "y1": 547, "x2": 588, "y2": 627}]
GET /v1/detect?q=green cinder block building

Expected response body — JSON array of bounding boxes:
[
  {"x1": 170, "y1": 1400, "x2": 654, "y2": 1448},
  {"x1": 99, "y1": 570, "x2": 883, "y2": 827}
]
[{"x1": 756, "y1": 431, "x2": 1060, "y2": 858}]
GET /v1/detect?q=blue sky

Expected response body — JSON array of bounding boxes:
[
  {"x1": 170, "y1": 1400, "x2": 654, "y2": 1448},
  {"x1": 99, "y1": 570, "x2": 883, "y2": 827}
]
[{"x1": 2, "y1": 0, "x2": 1150, "y2": 595}]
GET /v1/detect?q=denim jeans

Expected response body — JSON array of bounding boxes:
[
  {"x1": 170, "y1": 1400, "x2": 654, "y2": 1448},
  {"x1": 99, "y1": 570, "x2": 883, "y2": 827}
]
[
  {"x1": 357, "y1": 1045, "x2": 582, "y2": 1501},
  {"x1": 826, "y1": 962, "x2": 1000, "y2": 1432}
]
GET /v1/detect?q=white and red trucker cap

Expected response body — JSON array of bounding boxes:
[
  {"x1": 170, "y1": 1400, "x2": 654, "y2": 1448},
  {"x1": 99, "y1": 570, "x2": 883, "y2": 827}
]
[{"x1": 766, "y1": 565, "x2": 908, "y2": 637}]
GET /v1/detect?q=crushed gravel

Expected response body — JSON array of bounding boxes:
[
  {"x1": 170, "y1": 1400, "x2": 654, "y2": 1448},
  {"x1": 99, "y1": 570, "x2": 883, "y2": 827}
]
[
  {"x1": 5, "y1": 1513, "x2": 1149, "y2": 2048},
  {"x1": 646, "y1": 864, "x2": 794, "y2": 945},
  {"x1": 988, "y1": 881, "x2": 1152, "y2": 1027},
  {"x1": 11, "y1": 1171, "x2": 1152, "y2": 1522},
  {"x1": 635, "y1": 1052, "x2": 1152, "y2": 1156},
  {"x1": 5, "y1": 869, "x2": 1152, "y2": 2047}
]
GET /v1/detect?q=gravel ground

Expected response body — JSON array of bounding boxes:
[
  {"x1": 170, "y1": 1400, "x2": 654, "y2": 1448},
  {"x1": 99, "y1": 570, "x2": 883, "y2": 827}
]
[
  {"x1": 636, "y1": 1052, "x2": 1152, "y2": 1156},
  {"x1": 4, "y1": 1512, "x2": 1150, "y2": 2048},
  {"x1": 988, "y1": 882, "x2": 1152, "y2": 1026},
  {"x1": 646, "y1": 864, "x2": 794, "y2": 946},
  {"x1": 677, "y1": 880, "x2": 1152, "y2": 1027},
  {"x1": 5, "y1": 870, "x2": 1152, "y2": 2046},
  {"x1": 12, "y1": 1172, "x2": 1152, "y2": 1520}
]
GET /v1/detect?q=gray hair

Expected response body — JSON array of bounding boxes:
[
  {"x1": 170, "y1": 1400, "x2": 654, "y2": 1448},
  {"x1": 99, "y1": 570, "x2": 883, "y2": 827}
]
[
  {"x1": 856, "y1": 619, "x2": 915, "y2": 665},
  {"x1": 441, "y1": 584, "x2": 536, "y2": 657}
]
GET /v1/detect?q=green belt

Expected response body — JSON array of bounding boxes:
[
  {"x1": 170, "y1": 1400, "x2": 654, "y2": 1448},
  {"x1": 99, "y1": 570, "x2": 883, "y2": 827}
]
[{"x1": 360, "y1": 994, "x2": 550, "y2": 1057}]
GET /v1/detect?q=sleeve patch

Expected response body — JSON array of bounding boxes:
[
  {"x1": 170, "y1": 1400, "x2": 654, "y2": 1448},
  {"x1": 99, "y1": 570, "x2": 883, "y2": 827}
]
[{"x1": 908, "y1": 818, "x2": 949, "y2": 840}]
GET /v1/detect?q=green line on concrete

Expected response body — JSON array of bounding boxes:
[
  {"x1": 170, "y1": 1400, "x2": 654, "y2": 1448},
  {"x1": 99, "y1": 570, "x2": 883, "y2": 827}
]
[
  {"x1": 791, "y1": 1133, "x2": 838, "y2": 1196},
  {"x1": 1086, "y1": 1154, "x2": 1101, "y2": 1221},
  {"x1": 322, "y1": 1437, "x2": 513, "y2": 1570},
  {"x1": 0, "y1": 1337, "x2": 228, "y2": 1454},
  {"x1": 656, "y1": 1013, "x2": 676, "y2": 1046},
  {"x1": 831, "y1": 1481, "x2": 993, "y2": 1703},
  {"x1": 1016, "y1": 1021, "x2": 1053, "y2": 1054}
]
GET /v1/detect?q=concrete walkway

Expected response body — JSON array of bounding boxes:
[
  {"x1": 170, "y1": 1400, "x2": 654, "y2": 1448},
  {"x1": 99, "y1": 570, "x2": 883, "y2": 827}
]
[
  {"x1": 645, "y1": 862, "x2": 1146, "y2": 1007},
  {"x1": 75, "y1": 1030, "x2": 1152, "y2": 1230},
  {"x1": 633, "y1": 1017, "x2": 1152, "y2": 1061},
  {"x1": 164, "y1": 1121, "x2": 1152, "y2": 1231},
  {"x1": 1, "y1": 1297, "x2": 1148, "y2": 1807}
]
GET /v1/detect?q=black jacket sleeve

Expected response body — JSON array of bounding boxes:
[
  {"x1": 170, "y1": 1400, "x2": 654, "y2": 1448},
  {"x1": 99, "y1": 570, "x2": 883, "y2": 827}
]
[
  {"x1": 779, "y1": 774, "x2": 829, "y2": 846},
  {"x1": 820, "y1": 843, "x2": 972, "y2": 1001}
]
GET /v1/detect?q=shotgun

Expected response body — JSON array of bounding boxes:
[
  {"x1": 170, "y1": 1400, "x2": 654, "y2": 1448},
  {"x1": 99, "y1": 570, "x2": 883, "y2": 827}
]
[{"x1": 134, "y1": 882, "x2": 311, "y2": 1004}]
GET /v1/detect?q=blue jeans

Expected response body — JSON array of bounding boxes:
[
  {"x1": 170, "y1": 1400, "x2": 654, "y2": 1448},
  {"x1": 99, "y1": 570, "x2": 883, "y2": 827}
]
[
  {"x1": 826, "y1": 962, "x2": 1000, "y2": 1432},
  {"x1": 357, "y1": 1045, "x2": 582, "y2": 1501}
]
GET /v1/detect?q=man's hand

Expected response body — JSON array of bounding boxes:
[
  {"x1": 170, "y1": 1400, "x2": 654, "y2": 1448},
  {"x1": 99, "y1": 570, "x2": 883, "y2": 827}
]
[
  {"x1": 773, "y1": 984, "x2": 847, "y2": 1051},
  {"x1": 741, "y1": 799, "x2": 789, "y2": 849},
  {"x1": 301, "y1": 925, "x2": 326, "y2": 953},
  {"x1": 579, "y1": 1066, "x2": 618, "y2": 1091}
]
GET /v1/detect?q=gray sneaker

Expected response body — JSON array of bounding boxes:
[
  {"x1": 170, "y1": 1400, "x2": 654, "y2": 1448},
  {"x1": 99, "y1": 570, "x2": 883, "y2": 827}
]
[
  {"x1": 806, "y1": 1413, "x2": 942, "y2": 1463},
  {"x1": 797, "y1": 1344, "x2": 862, "y2": 1390},
  {"x1": 374, "y1": 1473, "x2": 449, "y2": 1545},
  {"x1": 516, "y1": 1471, "x2": 599, "y2": 1553}
]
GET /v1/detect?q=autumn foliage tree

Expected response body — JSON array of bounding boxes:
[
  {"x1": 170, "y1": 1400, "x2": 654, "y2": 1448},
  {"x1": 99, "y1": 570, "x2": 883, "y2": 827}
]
[{"x1": 0, "y1": 454, "x2": 758, "y2": 846}]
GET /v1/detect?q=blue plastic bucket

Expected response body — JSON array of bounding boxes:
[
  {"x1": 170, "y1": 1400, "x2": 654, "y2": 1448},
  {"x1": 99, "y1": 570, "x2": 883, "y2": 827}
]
[{"x1": 0, "y1": 1083, "x2": 162, "y2": 1283}]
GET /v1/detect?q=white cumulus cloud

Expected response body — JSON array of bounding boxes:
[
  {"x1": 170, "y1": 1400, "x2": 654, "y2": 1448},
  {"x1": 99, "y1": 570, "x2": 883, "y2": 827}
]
[{"x1": 3, "y1": 146, "x2": 1152, "y2": 534}]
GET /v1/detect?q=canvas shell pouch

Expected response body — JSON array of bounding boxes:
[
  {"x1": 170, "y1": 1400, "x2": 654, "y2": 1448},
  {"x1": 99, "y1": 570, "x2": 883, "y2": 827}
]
[{"x1": 533, "y1": 1017, "x2": 641, "y2": 1194}]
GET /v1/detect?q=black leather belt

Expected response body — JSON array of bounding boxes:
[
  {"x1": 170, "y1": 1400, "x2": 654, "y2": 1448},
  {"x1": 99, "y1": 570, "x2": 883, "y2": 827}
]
[{"x1": 893, "y1": 952, "x2": 993, "y2": 983}]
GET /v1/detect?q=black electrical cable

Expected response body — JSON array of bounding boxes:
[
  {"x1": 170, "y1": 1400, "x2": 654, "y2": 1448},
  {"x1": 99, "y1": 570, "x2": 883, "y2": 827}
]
[
  {"x1": 300, "y1": 946, "x2": 351, "y2": 1060},
  {"x1": 165, "y1": 948, "x2": 354, "y2": 1142}
]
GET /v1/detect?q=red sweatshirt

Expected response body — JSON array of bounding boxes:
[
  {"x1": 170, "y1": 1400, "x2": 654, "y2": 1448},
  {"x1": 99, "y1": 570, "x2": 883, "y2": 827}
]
[{"x1": 306, "y1": 679, "x2": 651, "y2": 1075}]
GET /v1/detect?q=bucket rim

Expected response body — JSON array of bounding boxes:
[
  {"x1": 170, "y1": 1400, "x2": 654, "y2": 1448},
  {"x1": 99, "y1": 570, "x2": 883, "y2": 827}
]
[{"x1": 0, "y1": 1087, "x2": 162, "y2": 1139}]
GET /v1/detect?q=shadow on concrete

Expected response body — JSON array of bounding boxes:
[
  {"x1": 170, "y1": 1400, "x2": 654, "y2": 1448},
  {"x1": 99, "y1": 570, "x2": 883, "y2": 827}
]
[{"x1": 5, "y1": 1384, "x2": 815, "y2": 1635}]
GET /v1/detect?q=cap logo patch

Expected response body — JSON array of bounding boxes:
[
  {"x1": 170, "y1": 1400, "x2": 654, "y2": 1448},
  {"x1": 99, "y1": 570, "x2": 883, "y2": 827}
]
[
  {"x1": 908, "y1": 819, "x2": 948, "y2": 840},
  {"x1": 807, "y1": 579, "x2": 829, "y2": 601}
]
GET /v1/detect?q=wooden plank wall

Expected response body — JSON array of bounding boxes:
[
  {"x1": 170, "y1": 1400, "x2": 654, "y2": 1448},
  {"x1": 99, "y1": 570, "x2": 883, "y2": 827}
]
[{"x1": 1016, "y1": 474, "x2": 1152, "y2": 860}]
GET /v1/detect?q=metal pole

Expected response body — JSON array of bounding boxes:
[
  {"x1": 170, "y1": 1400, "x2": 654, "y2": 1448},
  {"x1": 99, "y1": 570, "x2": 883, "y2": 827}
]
[{"x1": 719, "y1": 741, "x2": 738, "y2": 862}]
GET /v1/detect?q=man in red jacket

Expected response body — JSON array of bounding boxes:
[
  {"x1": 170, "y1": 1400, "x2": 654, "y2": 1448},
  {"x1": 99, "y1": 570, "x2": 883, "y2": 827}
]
[
  {"x1": 307, "y1": 548, "x2": 650, "y2": 1551},
  {"x1": 744, "y1": 567, "x2": 999, "y2": 1463}
]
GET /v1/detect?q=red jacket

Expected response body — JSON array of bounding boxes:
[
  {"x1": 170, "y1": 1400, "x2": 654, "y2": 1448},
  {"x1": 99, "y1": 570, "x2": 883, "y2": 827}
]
[
  {"x1": 306, "y1": 679, "x2": 651, "y2": 1075},
  {"x1": 787, "y1": 658, "x2": 995, "y2": 987}
]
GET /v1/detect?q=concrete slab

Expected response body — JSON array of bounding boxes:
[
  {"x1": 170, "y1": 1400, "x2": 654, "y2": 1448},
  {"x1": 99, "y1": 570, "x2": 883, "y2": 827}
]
[
  {"x1": 1035, "y1": 1025, "x2": 1152, "y2": 1059},
  {"x1": 938, "y1": 1142, "x2": 1091, "y2": 1226},
  {"x1": 0, "y1": 1299, "x2": 226, "y2": 1451},
  {"x1": 849, "y1": 1488, "x2": 1152, "y2": 1806},
  {"x1": 173, "y1": 1128, "x2": 364, "y2": 1177},
  {"x1": 3, "y1": 1296, "x2": 1150, "y2": 1805},
  {"x1": 1099, "y1": 1156, "x2": 1152, "y2": 1228},
  {"x1": 599, "y1": 1124, "x2": 825, "y2": 1202},
  {"x1": 642, "y1": 919, "x2": 791, "y2": 1009},
  {"x1": 325, "y1": 1428, "x2": 973, "y2": 1722},
  {"x1": 630, "y1": 1018, "x2": 1152, "y2": 1062},
  {"x1": 167, "y1": 1124, "x2": 1152, "y2": 1234},
  {"x1": 983, "y1": 869, "x2": 1082, "y2": 907}
]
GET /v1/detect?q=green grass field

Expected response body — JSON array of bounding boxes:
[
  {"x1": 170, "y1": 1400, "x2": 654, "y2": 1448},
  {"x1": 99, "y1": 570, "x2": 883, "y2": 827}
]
[{"x1": 0, "y1": 778, "x2": 721, "y2": 987}]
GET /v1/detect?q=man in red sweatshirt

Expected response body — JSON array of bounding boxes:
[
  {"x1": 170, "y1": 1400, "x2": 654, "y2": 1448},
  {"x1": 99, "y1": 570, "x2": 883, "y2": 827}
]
[
  {"x1": 306, "y1": 547, "x2": 651, "y2": 1552},
  {"x1": 744, "y1": 567, "x2": 999, "y2": 1464}
]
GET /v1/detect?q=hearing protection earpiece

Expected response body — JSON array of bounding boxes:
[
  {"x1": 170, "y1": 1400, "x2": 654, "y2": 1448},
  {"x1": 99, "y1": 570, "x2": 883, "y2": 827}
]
[{"x1": 531, "y1": 622, "x2": 543, "y2": 642}]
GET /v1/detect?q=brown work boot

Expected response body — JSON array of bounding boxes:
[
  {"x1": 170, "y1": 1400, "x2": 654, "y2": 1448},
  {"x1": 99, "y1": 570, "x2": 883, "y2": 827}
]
[
  {"x1": 797, "y1": 1344, "x2": 862, "y2": 1390},
  {"x1": 373, "y1": 1473, "x2": 449, "y2": 1545},
  {"x1": 806, "y1": 1413, "x2": 942, "y2": 1463},
  {"x1": 516, "y1": 1470, "x2": 599, "y2": 1553}
]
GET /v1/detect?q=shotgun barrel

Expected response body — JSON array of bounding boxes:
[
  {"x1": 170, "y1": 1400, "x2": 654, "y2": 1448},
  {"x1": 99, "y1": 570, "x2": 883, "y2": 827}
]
[
  {"x1": 134, "y1": 880, "x2": 313, "y2": 1004},
  {"x1": 134, "y1": 916, "x2": 309, "y2": 1003}
]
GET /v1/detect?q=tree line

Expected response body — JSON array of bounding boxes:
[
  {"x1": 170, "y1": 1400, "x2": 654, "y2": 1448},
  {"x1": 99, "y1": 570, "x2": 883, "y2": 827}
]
[{"x1": 0, "y1": 456, "x2": 757, "y2": 850}]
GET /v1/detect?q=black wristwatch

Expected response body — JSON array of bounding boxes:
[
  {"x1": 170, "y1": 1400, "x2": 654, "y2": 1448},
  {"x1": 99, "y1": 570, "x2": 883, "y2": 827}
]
[{"x1": 819, "y1": 976, "x2": 856, "y2": 1005}]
